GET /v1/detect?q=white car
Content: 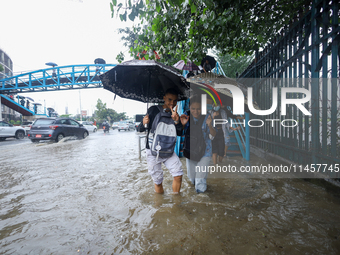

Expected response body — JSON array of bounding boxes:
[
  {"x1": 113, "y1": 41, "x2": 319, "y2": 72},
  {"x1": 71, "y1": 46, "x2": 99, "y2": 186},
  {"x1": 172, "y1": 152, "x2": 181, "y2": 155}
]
[
  {"x1": 78, "y1": 121, "x2": 97, "y2": 133},
  {"x1": 118, "y1": 121, "x2": 134, "y2": 132},
  {"x1": 0, "y1": 121, "x2": 26, "y2": 141},
  {"x1": 21, "y1": 121, "x2": 34, "y2": 135},
  {"x1": 112, "y1": 122, "x2": 119, "y2": 130}
]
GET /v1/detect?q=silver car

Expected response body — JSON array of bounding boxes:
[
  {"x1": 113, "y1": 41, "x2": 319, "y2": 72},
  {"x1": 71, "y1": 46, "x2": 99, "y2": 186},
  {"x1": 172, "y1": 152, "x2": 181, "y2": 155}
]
[
  {"x1": 117, "y1": 121, "x2": 134, "y2": 132},
  {"x1": 79, "y1": 121, "x2": 97, "y2": 132},
  {"x1": 0, "y1": 121, "x2": 26, "y2": 141}
]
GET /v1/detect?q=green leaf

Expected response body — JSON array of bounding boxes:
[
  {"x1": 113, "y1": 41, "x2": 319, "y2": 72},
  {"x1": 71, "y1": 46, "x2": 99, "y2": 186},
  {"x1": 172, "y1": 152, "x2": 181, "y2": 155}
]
[
  {"x1": 110, "y1": 2, "x2": 113, "y2": 11},
  {"x1": 190, "y1": 3, "x2": 196, "y2": 14},
  {"x1": 112, "y1": 0, "x2": 117, "y2": 6},
  {"x1": 156, "y1": 4, "x2": 161, "y2": 13}
]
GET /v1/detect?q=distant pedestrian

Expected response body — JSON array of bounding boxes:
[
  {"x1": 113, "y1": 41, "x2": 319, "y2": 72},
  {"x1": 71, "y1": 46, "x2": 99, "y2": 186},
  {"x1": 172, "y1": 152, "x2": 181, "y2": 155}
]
[{"x1": 203, "y1": 60, "x2": 211, "y2": 73}]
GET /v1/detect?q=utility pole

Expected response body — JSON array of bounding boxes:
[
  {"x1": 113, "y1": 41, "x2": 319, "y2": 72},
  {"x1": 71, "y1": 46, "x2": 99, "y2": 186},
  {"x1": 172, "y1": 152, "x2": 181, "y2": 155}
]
[
  {"x1": 0, "y1": 96, "x2": 2, "y2": 121},
  {"x1": 79, "y1": 89, "x2": 82, "y2": 121}
]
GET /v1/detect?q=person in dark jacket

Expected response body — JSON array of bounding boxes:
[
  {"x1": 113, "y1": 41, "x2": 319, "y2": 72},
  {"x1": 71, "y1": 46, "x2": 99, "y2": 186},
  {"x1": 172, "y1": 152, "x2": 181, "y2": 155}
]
[{"x1": 180, "y1": 95, "x2": 216, "y2": 193}]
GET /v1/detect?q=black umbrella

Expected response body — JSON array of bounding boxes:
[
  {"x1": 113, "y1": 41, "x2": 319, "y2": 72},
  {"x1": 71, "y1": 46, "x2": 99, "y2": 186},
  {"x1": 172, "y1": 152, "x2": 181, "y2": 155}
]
[
  {"x1": 201, "y1": 55, "x2": 216, "y2": 70},
  {"x1": 94, "y1": 58, "x2": 106, "y2": 64},
  {"x1": 99, "y1": 60, "x2": 189, "y2": 103},
  {"x1": 25, "y1": 97, "x2": 34, "y2": 102},
  {"x1": 45, "y1": 62, "x2": 58, "y2": 67}
]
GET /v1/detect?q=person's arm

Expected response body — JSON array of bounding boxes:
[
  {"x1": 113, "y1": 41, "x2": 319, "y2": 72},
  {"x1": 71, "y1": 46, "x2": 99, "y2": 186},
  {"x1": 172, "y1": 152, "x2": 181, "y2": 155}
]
[
  {"x1": 175, "y1": 122, "x2": 183, "y2": 136},
  {"x1": 206, "y1": 115, "x2": 216, "y2": 139},
  {"x1": 137, "y1": 107, "x2": 154, "y2": 132}
]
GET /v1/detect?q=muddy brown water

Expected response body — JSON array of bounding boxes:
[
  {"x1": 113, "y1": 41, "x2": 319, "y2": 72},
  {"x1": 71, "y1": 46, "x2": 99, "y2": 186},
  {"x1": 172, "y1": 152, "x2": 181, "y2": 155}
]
[{"x1": 1, "y1": 131, "x2": 340, "y2": 254}]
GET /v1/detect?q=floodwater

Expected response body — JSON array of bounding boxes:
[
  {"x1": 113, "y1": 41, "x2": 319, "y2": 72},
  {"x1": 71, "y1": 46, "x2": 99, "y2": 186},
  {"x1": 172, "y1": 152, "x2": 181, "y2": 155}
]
[{"x1": 1, "y1": 130, "x2": 340, "y2": 254}]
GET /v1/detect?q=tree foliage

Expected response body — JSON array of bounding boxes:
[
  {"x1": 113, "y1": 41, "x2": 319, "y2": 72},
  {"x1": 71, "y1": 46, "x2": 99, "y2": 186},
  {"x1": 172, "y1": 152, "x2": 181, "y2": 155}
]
[
  {"x1": 111, "y1": 0, "x2": 308, "y2": 64},
  {"x1": 94, "y1": 99, "x2": 127, "y2": 123},
  {"x1": 214, "y1": 50, "x2": 254, "y2": 78}
]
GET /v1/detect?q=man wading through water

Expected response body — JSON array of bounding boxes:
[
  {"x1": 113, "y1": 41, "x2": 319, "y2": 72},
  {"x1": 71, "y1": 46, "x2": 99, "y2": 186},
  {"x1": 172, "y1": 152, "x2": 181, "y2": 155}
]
[{"x1": 138, "y1": 88, "x2": 183, "y2": 194}]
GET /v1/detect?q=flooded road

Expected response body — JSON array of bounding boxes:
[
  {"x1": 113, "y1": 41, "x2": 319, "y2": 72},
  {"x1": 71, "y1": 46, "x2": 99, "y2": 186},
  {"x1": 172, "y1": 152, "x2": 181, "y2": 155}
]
[{"x1": 1, "y1": 130, "x2": 340, "y2": 254}]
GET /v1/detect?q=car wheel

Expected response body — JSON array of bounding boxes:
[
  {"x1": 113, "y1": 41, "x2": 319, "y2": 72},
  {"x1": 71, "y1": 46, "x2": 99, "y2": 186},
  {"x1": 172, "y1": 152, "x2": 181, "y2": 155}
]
[
  {"x1": 15, "y1": 130, "x2": 25, "y2": 139},
  {"x1": 83, "y1": 131, "x2": 89, "y2": 139},
  {"x1": 0, "y1": 137, "x2": 6, "y2": 141},
  {"x1": 56, "y1": 133, "x2": 64, "y2": 142},
  {"x1": 31, "y1": 139, "x2": 40, "y2": 143},
  {"x1": 118, "y1": 129, "x2": 120, "y2": 132}
]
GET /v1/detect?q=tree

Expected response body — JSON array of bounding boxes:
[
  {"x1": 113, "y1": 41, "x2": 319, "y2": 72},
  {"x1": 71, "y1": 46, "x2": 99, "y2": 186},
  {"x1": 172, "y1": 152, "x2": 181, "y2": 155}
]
[
  {"x1": 94, "y1": 99, "x2": 108, "y2": 120},
  {"x1": 213, "y1": 50, "x2": 253, "y2": 78},
  {"x1": 93, "y1": 99, "x2": 128, "y2": 123},
  {"x1": 111, "y1": 0, "x2": 308, "y2": 64},
  {"x1": 60, "y1": 114, "x2": 71, "y2": 118},
  {"x1": 0, "y1": 64, "x2": 4, "y2": 72}
]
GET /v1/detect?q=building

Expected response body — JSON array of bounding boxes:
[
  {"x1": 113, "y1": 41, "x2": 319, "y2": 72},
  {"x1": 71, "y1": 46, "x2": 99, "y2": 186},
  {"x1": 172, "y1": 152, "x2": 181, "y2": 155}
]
[
  {"x1": 0, "y1": 48, "x2": 13, "y2": 79},
  {"x1": 0, "y1": 48, "x2": 20, "y2": 122}
]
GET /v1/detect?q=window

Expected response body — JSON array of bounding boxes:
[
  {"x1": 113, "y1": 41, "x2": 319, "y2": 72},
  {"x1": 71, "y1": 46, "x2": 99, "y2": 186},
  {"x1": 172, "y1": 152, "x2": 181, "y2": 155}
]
[
  {"x1": 59, "y1": 119, "x2": 70, "y2": 125},
  {"x1": 69, "y1": 120, "x2": 79, "y2": 126},
  {"x1": 34, "y1": 119, "x2": 55, "y2": 125}
]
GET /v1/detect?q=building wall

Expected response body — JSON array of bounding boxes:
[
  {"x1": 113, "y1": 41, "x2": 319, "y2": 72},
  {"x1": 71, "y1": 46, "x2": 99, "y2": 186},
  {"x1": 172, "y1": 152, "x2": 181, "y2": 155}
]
[
  {"x1": 0, "y1": 48, "x2": 13, "y2": 80},
  {"x1": 0, "y1": 48, "x2": 17, "y2": 122}
]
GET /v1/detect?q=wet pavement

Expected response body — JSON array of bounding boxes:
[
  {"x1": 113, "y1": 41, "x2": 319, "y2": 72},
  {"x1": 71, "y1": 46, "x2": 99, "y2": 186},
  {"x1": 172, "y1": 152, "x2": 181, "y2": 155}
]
[{"x1": 1, "y1": 130, "x2": 340, "y2": 254}]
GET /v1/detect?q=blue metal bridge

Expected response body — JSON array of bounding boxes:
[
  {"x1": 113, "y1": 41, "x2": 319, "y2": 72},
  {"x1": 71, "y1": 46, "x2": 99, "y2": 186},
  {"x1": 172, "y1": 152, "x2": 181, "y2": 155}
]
[
  {"x1": 0, "y1": 64, "x2": 116, "y2": 116},
  {"x1": 0, "y1": 64, "x2": 116, "y2": 94}
]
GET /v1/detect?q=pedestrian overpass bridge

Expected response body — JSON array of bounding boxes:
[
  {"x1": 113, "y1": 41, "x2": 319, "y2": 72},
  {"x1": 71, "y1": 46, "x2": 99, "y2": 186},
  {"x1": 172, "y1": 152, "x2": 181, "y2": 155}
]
[
  {"x1": 0, "y1": 64, "x2": 116, "y2": 116},
  {"x1": 0, "y1": 64, "x2": 116, "y2": 94}
]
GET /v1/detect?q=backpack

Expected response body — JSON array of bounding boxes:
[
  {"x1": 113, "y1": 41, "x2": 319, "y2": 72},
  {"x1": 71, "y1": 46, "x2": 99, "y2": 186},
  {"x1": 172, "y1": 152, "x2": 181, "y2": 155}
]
[
  {"x1": 183, "y1": 112, "x2": 206, "y2": 161},
  {"x1": 148, "y1": 105, "x2": 177, "y2": 160}
]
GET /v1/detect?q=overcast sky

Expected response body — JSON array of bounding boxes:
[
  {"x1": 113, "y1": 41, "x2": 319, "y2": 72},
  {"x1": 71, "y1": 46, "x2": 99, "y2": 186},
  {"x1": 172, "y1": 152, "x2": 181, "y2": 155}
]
[{"x1": 0, "y1": 0, "x2": 148, "y2": 118}]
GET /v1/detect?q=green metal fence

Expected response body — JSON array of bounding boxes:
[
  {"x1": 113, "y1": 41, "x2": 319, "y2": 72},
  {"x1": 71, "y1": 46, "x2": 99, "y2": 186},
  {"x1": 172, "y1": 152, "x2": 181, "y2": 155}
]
[{"x1": 238, "y1": 0, "x2": 339, "y2": 177}]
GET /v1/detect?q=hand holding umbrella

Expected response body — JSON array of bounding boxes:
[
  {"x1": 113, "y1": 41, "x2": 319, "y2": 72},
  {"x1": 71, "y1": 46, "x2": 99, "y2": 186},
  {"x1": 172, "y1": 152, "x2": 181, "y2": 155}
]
[{"x1": 143, "y1": 114, "x2": 150, "y2": 129}]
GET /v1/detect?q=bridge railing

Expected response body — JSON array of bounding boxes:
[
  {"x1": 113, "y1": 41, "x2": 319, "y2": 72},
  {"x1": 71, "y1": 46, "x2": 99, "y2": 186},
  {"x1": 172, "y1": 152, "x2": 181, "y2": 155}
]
[{"x1": 0, "y1": 64, "x2": 116, "y2": 93}]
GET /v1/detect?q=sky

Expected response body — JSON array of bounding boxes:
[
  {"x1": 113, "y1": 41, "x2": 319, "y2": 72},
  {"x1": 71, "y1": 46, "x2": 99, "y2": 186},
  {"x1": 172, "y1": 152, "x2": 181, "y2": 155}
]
[{"x1": 0, "y1": 0, "x2": 148, "y2": 118}]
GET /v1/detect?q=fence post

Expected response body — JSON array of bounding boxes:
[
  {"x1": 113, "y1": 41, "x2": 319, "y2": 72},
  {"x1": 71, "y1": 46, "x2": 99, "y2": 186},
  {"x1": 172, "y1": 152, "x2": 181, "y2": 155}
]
[
  {"x1": 245, "y1": 112, "x2": 250, "y2": 160},
  {"x1": 138, "y1": 135, "x2": 141, "y2": 158}
]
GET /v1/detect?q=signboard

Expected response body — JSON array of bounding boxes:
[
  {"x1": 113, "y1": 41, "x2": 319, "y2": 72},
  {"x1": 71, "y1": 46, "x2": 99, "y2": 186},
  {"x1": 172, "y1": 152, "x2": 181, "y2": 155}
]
[{"x1": 81, "y1": 110, "x2": 87, "y2": 116}]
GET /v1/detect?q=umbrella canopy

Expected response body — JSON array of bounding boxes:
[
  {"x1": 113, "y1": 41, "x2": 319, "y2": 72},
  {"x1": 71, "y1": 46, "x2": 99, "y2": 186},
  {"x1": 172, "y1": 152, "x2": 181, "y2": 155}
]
[
  {"x1": 201, "y1": 55, "x2": 216, "y2": 70},
  {"x1": 94, "y1": 58, "x2": 106, "y2": 64},
  {"x1": 45, "y1": 62, "x2": 58, "y2": 67},
  {"x1": 25, "y1": 97, "x2": 34, "y2": 102},
  {"x1": 173, "y1": 60, "x2": 199, "y2": 71},
  {"x1": 99, "y1": 60, "x2": 190, "y2": 103}
]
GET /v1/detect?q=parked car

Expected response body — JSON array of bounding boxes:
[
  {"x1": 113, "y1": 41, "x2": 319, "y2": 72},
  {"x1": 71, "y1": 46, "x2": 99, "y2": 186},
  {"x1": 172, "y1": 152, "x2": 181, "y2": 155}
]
[
  {"x1": 21, "y1": 121, "x2": 34, "y2": 135},
  {"x1": 28, "y1": 117, "x2": 89, "y2": 143},
  {"x1": 118, "y1": 121, "x2": 134, "y2": 132},
  {"x1": 135, "y1": 122, "x2": 140, "y2": 130},
  {"x1": 112, "y1": 122, "x2": 119, "y2": 130},
  {"x1": 0, "y1": 121, "x2": 26, "y2": 141},
  {"x1": 78, "y1": 121, "x2": 97, "y2": 133}
]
